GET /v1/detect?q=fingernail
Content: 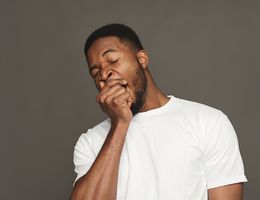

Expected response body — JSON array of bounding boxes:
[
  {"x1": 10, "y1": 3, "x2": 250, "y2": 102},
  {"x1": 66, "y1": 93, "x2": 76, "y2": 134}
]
[
  {"x1": 122, "y1": 80, "x2": 127, "y2": 84},
  {"x1": 100, "y1": 82, "x2": 105, "y2": 88}
]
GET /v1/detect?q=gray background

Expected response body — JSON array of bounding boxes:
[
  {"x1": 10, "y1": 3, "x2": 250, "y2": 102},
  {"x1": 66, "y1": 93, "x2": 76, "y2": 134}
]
[{"x1": 1, "y1": 0, "x2": 259, "y2": 199}]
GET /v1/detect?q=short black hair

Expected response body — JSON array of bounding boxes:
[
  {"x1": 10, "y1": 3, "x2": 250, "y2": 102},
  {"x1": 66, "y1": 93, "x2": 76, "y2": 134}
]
[{"x1": 84, "y1": 23, "x2": 144, "y2": 55}]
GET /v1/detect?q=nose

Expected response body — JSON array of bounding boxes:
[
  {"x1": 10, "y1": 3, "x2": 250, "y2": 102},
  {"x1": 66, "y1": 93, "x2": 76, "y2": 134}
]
[
  {"x1": 98, "y1": 67, "x2": 113, "y2": 89},
  {"x1": 100, "y1": 68, "x2": 113, "y2": 81}
]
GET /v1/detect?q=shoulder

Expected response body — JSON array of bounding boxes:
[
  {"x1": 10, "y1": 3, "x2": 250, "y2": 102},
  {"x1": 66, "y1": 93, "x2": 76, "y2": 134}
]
[
  {"x1": 176, "y1": 97, "x2": 223, "y2": 116},
  {"x1": 173, "y1": 96, "x2": 230, "y2": 150},
  {"x1": 74, "y1": 118, "x2": 111, "y2": 152},
  {"x1": 174, "y1": 96, "x2": 225, "y2": 124}
]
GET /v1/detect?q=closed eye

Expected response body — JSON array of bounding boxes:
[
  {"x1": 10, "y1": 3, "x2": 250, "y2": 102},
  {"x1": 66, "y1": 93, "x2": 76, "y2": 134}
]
[
  {"x1": 90, "y1": 67, "x2": 99, "y2": 77},
  {"x1": 108, "y1": 59, "x2": 119, "y2": 64},
  {"x1": 93, "y1": 71, "x2": 99, "y2": 77}
]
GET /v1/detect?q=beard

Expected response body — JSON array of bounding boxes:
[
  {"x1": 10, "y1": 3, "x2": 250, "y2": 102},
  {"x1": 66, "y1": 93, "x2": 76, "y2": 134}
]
[{"x1": 130, "y1": 64, "x2": 147, "y2": 116}]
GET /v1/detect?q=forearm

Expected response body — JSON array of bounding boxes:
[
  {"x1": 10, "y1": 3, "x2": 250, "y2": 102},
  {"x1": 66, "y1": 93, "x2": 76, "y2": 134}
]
[
  {"x1": 70, "y1": 122, "x2": 130, "y2": 200},
  {"x1": 208, "y1": 183, "x2": 244, "y2": 200}
]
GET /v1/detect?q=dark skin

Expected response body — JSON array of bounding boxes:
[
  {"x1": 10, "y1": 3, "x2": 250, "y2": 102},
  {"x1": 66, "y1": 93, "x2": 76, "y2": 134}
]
[{"x1": 70, "y1": 36, "x2": 244, "y2": 200}]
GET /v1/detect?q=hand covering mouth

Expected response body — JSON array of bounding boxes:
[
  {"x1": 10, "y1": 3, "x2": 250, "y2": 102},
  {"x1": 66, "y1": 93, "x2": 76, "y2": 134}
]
[{"x1": 106, "y1": 78, "x2": 135, "y2": 102}]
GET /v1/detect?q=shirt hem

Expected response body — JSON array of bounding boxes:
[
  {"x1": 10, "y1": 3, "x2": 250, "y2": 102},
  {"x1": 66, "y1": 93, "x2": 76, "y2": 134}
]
[{"x1": 207, "y1": 175, "x2": 248, "y2": 189}]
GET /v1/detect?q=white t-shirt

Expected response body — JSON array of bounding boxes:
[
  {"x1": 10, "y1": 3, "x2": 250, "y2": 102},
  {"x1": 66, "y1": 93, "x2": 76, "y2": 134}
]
[{"x1": 73, "y1": 95, "x2": 247, "y2": 200}]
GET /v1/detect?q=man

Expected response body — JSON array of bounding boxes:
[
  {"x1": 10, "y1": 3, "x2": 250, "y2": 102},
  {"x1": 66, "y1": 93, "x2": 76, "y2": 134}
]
[{"x1": 70, "y1": 24, "x2": 247, "y2": 200}]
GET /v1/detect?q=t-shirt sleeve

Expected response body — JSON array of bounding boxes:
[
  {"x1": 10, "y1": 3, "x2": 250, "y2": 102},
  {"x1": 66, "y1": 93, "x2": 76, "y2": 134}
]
[
  {"x1": 204, "y1": 113, "x2": 248, "y2": 189},
  {"x1": 73, "y1": 129, "x2": 96, "y2": 186}
]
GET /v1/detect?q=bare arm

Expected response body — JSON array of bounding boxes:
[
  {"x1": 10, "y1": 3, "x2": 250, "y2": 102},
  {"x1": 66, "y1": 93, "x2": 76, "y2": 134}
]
[
  {"x1": 208, "y1": 183, "x2": 244, "y2": 200},
  {"x1": 70, "y1": 121, "x2": 129, "y2": 200},
  {"x1": 70, "y1": 79, "x2": 133, "y2": 200}
]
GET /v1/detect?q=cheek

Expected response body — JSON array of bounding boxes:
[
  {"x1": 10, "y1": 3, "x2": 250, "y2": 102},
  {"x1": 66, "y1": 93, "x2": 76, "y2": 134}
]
[
  {"x1": 121, "y1": 66, "x2": 139, "y2": 90},
  {"x1": 117, "y1": 59, "x2": 139, "y2": 81},
  {"x1": 116, "y1": 68, "x2": 139, "y2": 101}
]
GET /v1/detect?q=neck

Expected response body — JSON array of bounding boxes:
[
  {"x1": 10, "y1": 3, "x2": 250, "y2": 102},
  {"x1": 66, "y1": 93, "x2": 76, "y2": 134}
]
[{"x1": 139, "y1": 70, "x2": 170, "y2": 113}]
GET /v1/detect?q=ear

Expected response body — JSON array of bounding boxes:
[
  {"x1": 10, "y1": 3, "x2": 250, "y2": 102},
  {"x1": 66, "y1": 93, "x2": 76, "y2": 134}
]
[{"x1": 137, "y1": 50, "x2": 149, "y2": 69}]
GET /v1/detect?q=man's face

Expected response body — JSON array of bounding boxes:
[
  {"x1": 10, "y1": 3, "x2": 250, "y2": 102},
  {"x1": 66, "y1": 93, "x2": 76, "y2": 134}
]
[{"x1": 86, "y1": 36, "x2": 147, "y2": 115}]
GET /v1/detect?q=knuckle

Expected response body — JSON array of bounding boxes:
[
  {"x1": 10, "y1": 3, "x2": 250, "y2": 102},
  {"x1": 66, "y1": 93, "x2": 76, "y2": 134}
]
[
  {"x1": 100, "y1": 96, "x2": 106, "y2": 103},
  {"x1": 112, "y1": 98, "x2": 119, "y2": 104},
  {"x1": 105, "y1": 97, "x2": 111, "y2": 104}
]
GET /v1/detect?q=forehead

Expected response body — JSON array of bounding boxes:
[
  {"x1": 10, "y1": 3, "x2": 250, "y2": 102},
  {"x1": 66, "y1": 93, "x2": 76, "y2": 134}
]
[{"x1": 87, "y1": 36, "x2": 132, "y2": 60}]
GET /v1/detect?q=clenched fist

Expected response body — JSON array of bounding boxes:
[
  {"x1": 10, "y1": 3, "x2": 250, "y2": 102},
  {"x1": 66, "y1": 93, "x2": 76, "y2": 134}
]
[{"x1": 96, "y1": 78, "x2": 133, "y2": 124}]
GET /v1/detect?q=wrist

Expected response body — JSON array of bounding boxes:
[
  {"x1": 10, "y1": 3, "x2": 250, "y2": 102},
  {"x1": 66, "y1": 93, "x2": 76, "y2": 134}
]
[
  {"x1": 111, "y1": 119, "x2": 131, "y2": 130},
  {"x1": 111, "y1": 117, "x2": 131, "y2": 126},
  {"x1": 107, "y1": 120, "x2": 130, "y2": 148}
]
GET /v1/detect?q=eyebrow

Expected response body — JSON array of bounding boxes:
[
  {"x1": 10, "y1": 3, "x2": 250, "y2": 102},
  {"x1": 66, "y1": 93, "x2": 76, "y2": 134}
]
[
  {"x1": 90, "y1": 48, "x2": 118, "y2": 70},
  {"x1": 101, "y1": 48, "x2": 117, "y2": 57}
]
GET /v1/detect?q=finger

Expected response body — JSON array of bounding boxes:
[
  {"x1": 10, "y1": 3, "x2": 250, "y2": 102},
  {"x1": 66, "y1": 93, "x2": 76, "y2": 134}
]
[
  {"x1": 105, "y1": 86, "x2": 127, "y2": 104},
  {"x1": 98, "y1": 79, "x2": 127, "y2": 97},
  {"x1": 117, "y1": 90, "x2": 131, "y2": 101},
  {"x1": 98, "y1": 84, "x2": 125, "y2": 103},
  {"x1": 115, "y1": 91, "x2": 133, "y2": 107},
  {"x1": 105, "y1": 78, "x2": 127, "y2": 87}
]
